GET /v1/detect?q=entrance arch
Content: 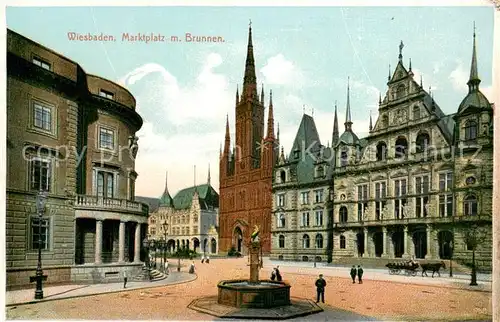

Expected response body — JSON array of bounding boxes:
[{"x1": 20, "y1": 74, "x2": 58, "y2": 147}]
[
  {"x1": 372, "y1": 232, "x2": 383, "y2": 257},
  {"x1": 233, "y1": 227, "x2": 243, "y2": 253},
  {"x1": 203, "y1": 238, "x2": 208, "y2": 253},
  {"x1": 356, "y1": 232, "x2": 364, "y2": 257},
  {"x1": 392, "y1": 230, "x2": 404, "y2": 258},
  {"x1": 413, "y1": 229, "x2": 427, "y2": 259},
  {"x1": 192, "y1": 238, "x2": 200, "y2": 253},
  {"x1": 438, "y1": 230, "x2": 453, "y2": 259},
  {"x1": 211, "y1": 238, "x2": 217, "y2": 254},
  {"x1": 167, "y1": 239, "x2": 176, "y2": 253}
]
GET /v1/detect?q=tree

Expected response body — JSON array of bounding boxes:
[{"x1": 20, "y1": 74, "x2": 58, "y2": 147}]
[{"x1": 463, "y1": 224, "x2": 488, "y2": 286}]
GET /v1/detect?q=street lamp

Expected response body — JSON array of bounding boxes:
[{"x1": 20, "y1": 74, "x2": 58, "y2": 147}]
[
  {"x1": 142, "y1": 237, "x2": 152, "y2": 281},
  {"x1": 30, "y1": 190, "x2": 48, "y2": 299},
  {"x1": 449, "y1": 240, "x2": 454, "y2": 278}
]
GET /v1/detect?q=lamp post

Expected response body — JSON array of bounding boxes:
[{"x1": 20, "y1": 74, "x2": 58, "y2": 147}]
[
  {"x1": 162, "y1": 221, "x2": 168, "y2": 271},
  {"x1": 30, "y1": 190, "x2": 48, "y2": 299},
  {"x1": 449, "y1": 240, "x2": 454, "y2": 278},
  {"x1": 142, "y1": 237, "x2": 152, "y2": 281}
]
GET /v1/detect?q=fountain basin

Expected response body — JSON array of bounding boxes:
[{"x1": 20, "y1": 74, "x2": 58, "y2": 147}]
[{"x1": 217, "y1": 279, "x2": 291, "y2": 308}]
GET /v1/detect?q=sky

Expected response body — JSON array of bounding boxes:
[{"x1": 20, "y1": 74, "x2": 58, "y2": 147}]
[{"x1": 5, "y1": 5, "x2": 496, "y2": 198}]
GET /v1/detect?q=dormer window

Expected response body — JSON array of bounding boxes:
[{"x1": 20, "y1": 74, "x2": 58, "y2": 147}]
[
  {"x1": 340, "y1": 150, "x2": 348, "y2": 167},
  {"x1": 32, "y1": 57, "x2": 51, "y2": 71},
  {"x1": 464, "y1": 120, "x2": 477, "y2": 141},
  {"x1": 280, "y1": 170, "x2": 286, "y2": 183},
  {"x1": 99, "y1": 89, "x2": 114, "y2": 100}
]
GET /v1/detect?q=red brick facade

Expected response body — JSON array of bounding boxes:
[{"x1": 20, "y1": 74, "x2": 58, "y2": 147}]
[{"x1": 219, "y1": 26, "x2": 277, "y2": 255}]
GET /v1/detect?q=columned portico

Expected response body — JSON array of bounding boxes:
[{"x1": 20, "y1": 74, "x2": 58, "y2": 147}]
[
  {"x1": 363, "y1": 228, "x2": 368, "y2": 257},
  {"x1": 134, "y1": 222, "x2": 141, "y2": 263},
  {"x1": 119, "y1": 221, "x2": 126, "y2": 262},
  {"x1": 381, "y1": 227, "x2": 388, "y2": 258},
  {"x1": 425, "y1": 225, "x2": 432, "y2": 259},
  {"x1": 403, "y1": 226, "x2": 409, "y2": 258},
  {"x1": 95, "y1": 220, "x2": 103, "y2": 264}
]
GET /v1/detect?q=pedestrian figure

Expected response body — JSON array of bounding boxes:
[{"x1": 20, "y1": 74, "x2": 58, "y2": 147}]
[
  {"x1": 270, "y1": 268, "x2": 276, "y2": 281},
  {"x1": 350, "y1": 265, "x2": 357, "y2": 284},
  {"x1": 165, "y1": 259, "x2": 169, "y2": 274},
  {"x1": 189, "y1": 261, "x2": 195, "y2": 274},
  {"x1": 276, "y1": 266, "x2": 282, "y2": 282},
  {"x1": 123, "y1": 271, "x2": 128, "y2": 289},
  {"x1": 357, "y1": 265, "x2": 364, "y2": 284},
  {"x1": 201, "y1": 255, "x2": 205, "y2": 263},
  {"x1": 315, "y1": 274, "x2": 326, "y2": 303},
  {"x1": 206, "y1": 256, "x2": 210, "y2": 264}
]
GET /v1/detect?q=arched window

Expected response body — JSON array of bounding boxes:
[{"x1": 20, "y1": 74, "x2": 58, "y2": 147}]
[
  {"x1": 302, "y1": 234, "x2": 310, "y2": 248},
  {"x1": 395, "y1": 136, "x2": 408, "y2": 159},
  {"x1": 465, "y1": 120, "x2": 477, "y2": 141},
  {"x1": 376, "y1": 142, "x2": 387, "y2": 161},
  {"x1": 416, "y1": 132, "x2": 431, "y2": 153},
  {"x1": 339, "y1": 206, "x2": 348, "y2": 223},
  {"x1": 340, "y1": 150, "x2": 348, "y2": 167},
  {"x1": 413, "y1": 105, "x2": 421, "y2": 120},
  {"x1": 279, "y1": 235, "x2": 285, "y2": 248},
  {"x1": 464, "y1": 195, "x2": 478, "y2": 216},
  {"x1": 396, "y1": 84, "x2": 406, "y2": 99},
  {"x1": 315, "y1": 234, "x2": 324, "y2": 248},
  {"x1": 280, "y1": 170, "x2": 286, "y2": 183},
  {"x1": 340, "y1": 235, "x2": 346, "y2": 249},
  {"x1": 277, "y1": 213, "x2": 286, "y2": 228}
]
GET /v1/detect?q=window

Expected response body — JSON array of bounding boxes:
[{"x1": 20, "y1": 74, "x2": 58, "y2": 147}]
[
  {"x1": 31, "y1": 217, "x2": 50, "y2": 250},
  {"x1": 277, "y1": 194, "x2": 285, "y2": 207},
  {"x1": 439, "y1": 172, "x2": 453, "y2": 191},
  {"x1": 279, "y1": 235, "x2": 285, "y2": 248},
  {"x1": 340, "y1": 235, "x2": 346, "y2": 249},
  {"x1": 464, "y1": 195, "x2": 477, "y2": 216},
  {"x1": 30, "y1": 158, "x2": 51, "y2": 192},
  {"x1": 129, "y1": 177, "x2": 135, "y2": 200},
  {"x1": 277, "y1": 214, "x2": 286, "y2": 228},
  {"x1": 33, "y1": 102, "x2": 52, "y2": 131},
  {"x1": 315, "y1": 234, "x2": 323, "y2": 248},
  {"x1": 96, "y1": 170, "x2": 115, "y2": 198},
  {"x1": 394, "y1": 179, "x2": 407, "y2": 219},
  {"x1": 339, "y1": 206, "x2": 348, "y2": 223},
  {"x1": 280, "y1": 170, "x2": 286, "y2": 183},
  {"x1": 315, "y1": 211, "x2": 323, "y2": 226},
  {"x1": 314, "y1": 190, "x2": 323, "y2": 203},
  {"x1": 376, "y1": 142, "x2": 387, "y2": 161},
  {"x1": 99, "y1": 127, "x2": 115, "y2": 150},
  {"x1": 416, "y1": 132, "x2": 430, "y2": 153},
  {"x1": 413, "y1": 105, "x2": 420, "y2": 120},
  {"x1": 301, "y1": 212, "x2": 310, "y2": 227},
  {"x1": 316, "y1": 166, "x2": 324, "y2": 177},
  {"x1": 300, "y1": 191, "x2": 309, "y2": 205},
  {"x1": 357, "y1": 184, "x2": 368, "y2": 221},
  {"x1": 302, "y1": 234, "x2": 310, "y2": 248},
  {"x1": 99, "y1": 89, "x2": 114, "y2": 100},
  {"x1": 415, "y1": 175, "x2": 430, "y2": 218},
  {"x1": 395, "y1": 137, "x2": 408, "y2": 159},
  {"x1": 375, "y1": 182, "x2": 387, "y2": 221},
  {"x1": 150, "y1": 228, "x2": 156, "y2": 236},
  {"x1": 32, "y1": 57, "x2": 51, "y2": 70},
  {"x1": 340, "y1": 150, "x2": 348, "y2": 167},
  {"x1": 464, "y1": 120, "x2": 477, "y2": 141}
]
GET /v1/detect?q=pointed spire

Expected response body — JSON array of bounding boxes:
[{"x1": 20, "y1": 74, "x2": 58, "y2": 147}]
[
  {"x1": 420, "y1": 74, "x2": 423, "y2": 88},
  {"x1": 332, "y1": 101, "x2": 339, "y2": 146},
  {"x1": 345, "y1": 77, "x2": 353, "y2": 131},
  {"x1": 277, "y1": 122, "x2": 280, "y2": 145},
  {"x1": 242, "y1": 22, "x2": 257, "y2": 100},
  {"x1": 369, "y1": 110, "x2": 373, "y2": 131},
  {"x1": 163, "y1": 170, "x2": 169, "y2": 195},
  {"x1": 467, "y1": 21, "x2": 481, "y2": 92},
  {"x1": 379, "y1": 92, "x2": 382, "y2": 104},
  {"x1": 207, "y1": 163, "x2": 211, "y2": 185},
  {"x1": 260, "y1": 83, "x2": 264, "y2": 104},
  {"x1": 398, "y1": 40, "x2": 404, "y2": 62},
  {"x1": 224, "y1": 114, "x2": 230, "y2": 155},
  {"x1": 193, "y1": 165, "x2": 197, "y2": 192},
  {"x1": 236, "y1": 85, "x2": 239, "y2": 105},
  {"x1": 409, "y1": 58, "x2": 412, "y2": 72},
  {"x1": 266, "y1": 89, "x2": 275, "y2": 139},
  {"x1": 388, "y1": 64, "x2": 391, "y2": 81}
]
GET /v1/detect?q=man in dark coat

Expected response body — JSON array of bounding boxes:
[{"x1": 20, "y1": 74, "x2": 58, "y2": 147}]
[
  {"x1": 276, "y1": 266, "x2": 282, "y2": 281},
  {"x1": 350, "y1": 265, "x2": 357, "y2": 284},
  {"x1": 315, "y1": 274, "x2": 326, "y2": 303},
  {"x1": 357, "y1": 265, "x2": 364, "y2": 284}
]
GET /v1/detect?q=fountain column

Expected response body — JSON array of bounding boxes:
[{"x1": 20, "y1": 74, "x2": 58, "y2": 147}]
[{"x1": 249, "y1": 241, "x2": 261, "y2": 283}]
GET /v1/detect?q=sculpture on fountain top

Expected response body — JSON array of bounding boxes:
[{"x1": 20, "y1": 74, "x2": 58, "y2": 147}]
[{"x1": 251, "y1": 225, "x2": 260, "y2": 243}]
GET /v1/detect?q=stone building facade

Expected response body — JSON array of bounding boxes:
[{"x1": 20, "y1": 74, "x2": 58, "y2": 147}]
[
  {"x1": 271, "y1": 31, "x2": 493, "y2": 269},
  {"x1": 219, "y1": 25, "x2": 278, "y2": 255},
  {"x1": 6, "y1": 29, "x2": 149, "y2": 288},
  {"x1": 144, "y1": 169, "x2": 219, "y2": 255}
]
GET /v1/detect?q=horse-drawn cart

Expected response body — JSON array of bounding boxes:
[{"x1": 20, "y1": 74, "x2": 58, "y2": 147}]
[{"x1": 386, "y1": 262, "x2": 419, "y2": 276}]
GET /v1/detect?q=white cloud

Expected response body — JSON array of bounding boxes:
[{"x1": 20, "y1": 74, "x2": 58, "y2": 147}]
[
  {"x1": 482, "y1": 85, "x2": 494, "y2": 103},
  {"x1": 412, "y1": 68, "x2": 439, "y2": 92},
  {"x1": 260, "y1": 54, "x2": 302, "y2": 86},
  {"x1": 448, "y1": 60, "x2": 469, "y2": 92}
]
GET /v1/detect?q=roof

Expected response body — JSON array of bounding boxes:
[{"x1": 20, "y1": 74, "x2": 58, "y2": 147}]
[
  {"x1": 171, "y1": 183, "x2": 219, "y2": 210},
  {"x1": 135, "y1": 196, "x2": 161, "y2": 213},
  {"x1": 289, "y1": 114, "x2": 322, "y2": 162},
  {"x1": 436, "y1": 114, "x2": 456, "y2": 144},
  {"x1": 159, "y1": 191, "x2": 174, "y2": 207},
  {"x1": 457, "y1": 90, "x2": 491, "y2": 115},
  {"x1": 338, "y1": 130, "x2": 360, "y2": 146}
]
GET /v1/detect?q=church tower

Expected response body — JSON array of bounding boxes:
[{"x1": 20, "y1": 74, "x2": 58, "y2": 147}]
[{"x1": 219, "y1": 24, "x2": 277, "y2": 255}]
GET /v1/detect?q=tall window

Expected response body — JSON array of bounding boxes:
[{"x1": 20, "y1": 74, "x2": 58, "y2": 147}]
[
  {"x1": 301, "y1": 212, "x2": 310, "y2": 227},
  {"x1": 357, "y1": 184, "x2": 368, "y2": 221},
  {"x1": 439, "y1": 172, "x2": 453, "y2": 217},
  {"x1": 394, "y1": 179, "x2": 407, "y2": 219},
  {"x1": 300, "y1": 191, "x2": 309, "y2": 205},
  {"x1": 416, "y1": 132, "x2": 431, "y2": 153},
  {"x1": 30, "y1": 158, "x2": 51, "y2": 192},
  {"x1": 279, "y1": 235, "x2": 285, "y2": 248},
  {"x1": 96, "y1": 171, "x2": 115, "y2": 198},
  {"x1": 277, "y1": 194, "x2": 285, "y2": 207},
  {"x1": 302, "y1": 234, "x2": 310, "y2": 248},
  {"x1": 99, "y1": 127, "x2": 115, "y2": 150},
  {"x1": 376, "y1": 142, "x2": 387, "y2": 161},
  {"x1": 314, "y1": 189, "x2": 324, "y2": 203},
  {"x1": 315, "y1": 234, "x2": 323, "y2": 248},
  {"x1": 32, "y1": 57, "x2": 51, "y2": 70},
  {"x1": 464, "y1": 120, "x2": 477, "y2": 141},
  {"x1": 279, "y1": 170, "x2": 286, "y2": 183},
  {"x1": 340, "y1": 150, "x2": 348, "y2": 167},
  {"x1": 33, "y1": 102, "x2": 52, "y2": 131},
  {"x1": 315, "y1": 210, "x2": 323, "y2": 226},
  {"x1": 413, "y1": 105, "x2": 420, "y2": 120},
  {"x1": 129, "y1": 177, "x2": 135, "y2": 200},
  {"x1": 31, "y1": 217, "x2": 50, "y2": 250},
  {"x1": 277, "y1": 214, "x2": 286, "y2": 228},
  {"x1": 415, "y1": 175, "x2": 430, "y2": 218},
  {"x1": 395, "y1": 137, "x2": 408, "y2": 159},
  {"x1": 375, "y1": 182, "x2": 387, "y2": 220},
  {"x1": 340, "y1": 235, "x2": 346, "y2": 249},
  {"x1": 464, "y1": 195, "x2": 478, "y2": 216},
  {"x1": 339, "y1": 206, "x2": 348, "y2": 223}
]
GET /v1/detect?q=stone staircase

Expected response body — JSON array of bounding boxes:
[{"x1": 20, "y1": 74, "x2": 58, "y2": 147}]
[{"x1": 133, "y1": 267, "x2": 168, "y2": 282}]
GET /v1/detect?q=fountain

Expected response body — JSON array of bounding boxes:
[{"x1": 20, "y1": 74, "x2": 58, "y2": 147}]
[{"x1": 217, "y1": 225, "x2": 291, "y2": 308}]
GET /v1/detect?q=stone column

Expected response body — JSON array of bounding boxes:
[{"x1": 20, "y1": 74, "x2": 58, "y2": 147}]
[
  {"x1": 403, "y1": 226, "x2": 409, "y2": 258},
  {"x1": 363, "y1": 228, "x2": 368, "y2": 257},
  {"x1": 119, "y1": 221, "x2": 126, "y2": 262},
  {"x1": 382, "y1": 227, "x2": 388, "y2": 258},
  {"x1": 425, "y1": 225, "x2": 432, "y2": 259},
  {"x1": 95, "y1": 219, "x2": 103, "y2": 264},
  {"x1": 134, "y1": 222, "x2": 141, "y2": 263},
  {"x1": 249, "y1": 242, "x2": 261, "y2": 283}
]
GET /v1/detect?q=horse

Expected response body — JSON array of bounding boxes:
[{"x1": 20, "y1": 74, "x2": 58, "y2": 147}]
[{"x1": 421, "y1": 261, "x2": 446, "y2": 278}]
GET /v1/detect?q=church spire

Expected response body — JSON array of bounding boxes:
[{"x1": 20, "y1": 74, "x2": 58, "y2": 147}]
[
  {"x1": 332, "y1": 101, "x2": 339, "y2": 146},
  {"x1": 207, "y1": 163, "x2": 211, "y2": 185},
  {"x1": 266, "y1": 89, "x2": 275, "y2": 140},
  {"x1": 369, "y1": 110, "x2": 373, "y2": 132},
  {"x1": 163, "y1": 170, "x2": 169, "y2": 195},
  {"x1": 344, "y1": 78, "x2": 353, "y2": 132},
  {"x1": 261, "y1": 83, "x2": 265, "y2": 104},
  {"x1": 467, "y1": 21, "x2": 481, "y2": 93},
  {"x1": 236, "y1": 85, "x2": 239, "y2": 105},
  {"x1": 242, "y1": 21, "x2": 257, "y2": 100},
  {"x1": 224, "y1": 114, "x2": 230, "y2": 155}
]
